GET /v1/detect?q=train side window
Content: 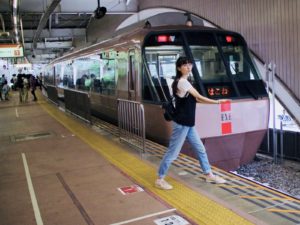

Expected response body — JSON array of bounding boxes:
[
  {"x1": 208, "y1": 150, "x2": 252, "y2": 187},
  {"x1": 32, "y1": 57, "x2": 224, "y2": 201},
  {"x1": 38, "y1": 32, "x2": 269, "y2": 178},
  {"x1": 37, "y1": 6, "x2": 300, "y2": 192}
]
[
  {"x1": 158, "y1": 55, "x2": 176, "y2": 99},
  {"x1": 100, "y1": 57, "x2": 116, "y2": 95},
  {"x1": 143, "y1": 45, "x2": 185, "y2": 102},
  {"x1": 73, "y1": 56, "x2": 101, "y2": 92},
  {"x1": 61, "y1": 63, "x2": 74, "y2": 88},
  {"x1": 54, "y1": 64, "x2": 61, "y2": 86},
  {"x1": 45, "y1": 66, "x2": 55, "y2": 86}
]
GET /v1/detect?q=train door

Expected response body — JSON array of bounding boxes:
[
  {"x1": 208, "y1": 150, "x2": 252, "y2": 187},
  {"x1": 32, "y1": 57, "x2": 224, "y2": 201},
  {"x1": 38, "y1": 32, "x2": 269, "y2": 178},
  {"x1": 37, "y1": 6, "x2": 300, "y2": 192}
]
[{"x1": 128, "y1": 49, "x2": 136, "y2": 100}]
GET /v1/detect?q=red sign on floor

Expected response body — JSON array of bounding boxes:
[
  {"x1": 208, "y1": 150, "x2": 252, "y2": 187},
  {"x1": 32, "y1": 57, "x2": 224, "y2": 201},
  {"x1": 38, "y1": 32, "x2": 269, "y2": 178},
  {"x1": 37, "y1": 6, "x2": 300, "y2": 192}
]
[{"x1": 118, "y1": 185, "x2": 144, "y2": 195}]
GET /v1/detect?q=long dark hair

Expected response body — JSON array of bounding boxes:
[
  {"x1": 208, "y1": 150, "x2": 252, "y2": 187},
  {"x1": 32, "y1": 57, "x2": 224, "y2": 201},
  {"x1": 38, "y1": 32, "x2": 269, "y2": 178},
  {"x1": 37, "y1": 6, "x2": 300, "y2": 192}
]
[{"x1": 172, "y1": 56, "x2": 192, "y2": 96}]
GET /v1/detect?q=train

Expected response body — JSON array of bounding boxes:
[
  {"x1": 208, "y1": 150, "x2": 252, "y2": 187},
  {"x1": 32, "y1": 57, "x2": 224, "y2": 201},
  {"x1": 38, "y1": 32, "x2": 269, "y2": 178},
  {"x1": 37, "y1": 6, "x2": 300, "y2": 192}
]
[{"x1": 45, "y1": 23, "x2": 269, "y2": 171}]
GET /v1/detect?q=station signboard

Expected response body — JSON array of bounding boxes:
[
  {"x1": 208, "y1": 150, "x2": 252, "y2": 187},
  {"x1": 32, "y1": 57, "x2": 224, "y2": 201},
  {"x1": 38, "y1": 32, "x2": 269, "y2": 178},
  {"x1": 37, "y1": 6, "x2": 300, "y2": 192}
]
[{"x1": 0, "y1": 44, "x2": 24, "y2": 57}]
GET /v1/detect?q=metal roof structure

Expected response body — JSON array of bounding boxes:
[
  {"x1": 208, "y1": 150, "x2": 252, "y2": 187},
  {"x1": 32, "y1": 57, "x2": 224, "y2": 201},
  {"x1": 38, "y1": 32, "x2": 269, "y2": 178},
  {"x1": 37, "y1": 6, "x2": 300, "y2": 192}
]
[{"x1": 0, "y1": 0, "x2": 138, "y2": 64}]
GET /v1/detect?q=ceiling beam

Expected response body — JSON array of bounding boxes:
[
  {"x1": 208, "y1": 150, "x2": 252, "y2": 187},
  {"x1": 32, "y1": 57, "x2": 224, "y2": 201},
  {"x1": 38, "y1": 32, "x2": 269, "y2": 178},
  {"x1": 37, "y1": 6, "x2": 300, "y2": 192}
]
[
  {"x1": 32, "y1": 0, "x2": 61, "y2": 49},
  {"x1": 25, "y1": 41, "x2": 72, "y2": 50},
  {"x1": 24, "y1": 28, "x2": 86, "y2": 39}
]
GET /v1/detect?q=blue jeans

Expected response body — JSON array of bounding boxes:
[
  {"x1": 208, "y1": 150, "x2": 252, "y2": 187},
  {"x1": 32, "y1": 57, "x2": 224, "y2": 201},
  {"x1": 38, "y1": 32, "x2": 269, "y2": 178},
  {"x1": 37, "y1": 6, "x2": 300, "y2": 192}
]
[{"x1": 158, "y1": 121, "x2": 212, "y2": 178}]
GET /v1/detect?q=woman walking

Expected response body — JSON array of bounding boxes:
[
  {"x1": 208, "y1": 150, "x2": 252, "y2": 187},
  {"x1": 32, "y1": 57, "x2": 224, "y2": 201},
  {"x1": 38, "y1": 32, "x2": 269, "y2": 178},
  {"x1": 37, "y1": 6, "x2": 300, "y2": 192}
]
[{"x1": 155, "y1": 57, "x2": 229, "y2": 190}]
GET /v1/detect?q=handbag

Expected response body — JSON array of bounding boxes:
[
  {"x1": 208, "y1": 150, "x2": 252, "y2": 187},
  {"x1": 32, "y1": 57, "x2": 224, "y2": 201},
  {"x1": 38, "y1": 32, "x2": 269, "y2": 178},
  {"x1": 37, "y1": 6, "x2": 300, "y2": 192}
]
[{"x1": 162, "y1": 97, "x2": 176, "y2": 121}]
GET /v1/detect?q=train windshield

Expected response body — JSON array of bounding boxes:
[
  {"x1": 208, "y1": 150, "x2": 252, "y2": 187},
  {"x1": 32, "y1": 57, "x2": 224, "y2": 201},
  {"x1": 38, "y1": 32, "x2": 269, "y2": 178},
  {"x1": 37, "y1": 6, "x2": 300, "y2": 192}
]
[
  {"x1": 185, "y1": 32, "x2": 260, "y2": 83},
  {"x1": 143, "y1": 30, "x2": 267, "y2": 101}
]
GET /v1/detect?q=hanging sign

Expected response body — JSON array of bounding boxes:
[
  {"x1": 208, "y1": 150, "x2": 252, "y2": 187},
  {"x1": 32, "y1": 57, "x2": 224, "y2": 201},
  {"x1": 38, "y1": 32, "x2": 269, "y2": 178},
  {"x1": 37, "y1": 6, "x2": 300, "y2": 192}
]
[{"x1": 0, "y1": 44, "x2": 24, "y2": 57}]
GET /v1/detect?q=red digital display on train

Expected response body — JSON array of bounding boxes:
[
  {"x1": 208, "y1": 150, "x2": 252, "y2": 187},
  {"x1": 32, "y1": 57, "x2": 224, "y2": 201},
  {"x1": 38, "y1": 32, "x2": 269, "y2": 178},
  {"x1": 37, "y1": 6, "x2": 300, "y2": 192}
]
[
  {"x1": 156, "y1": 35, "x2": 176, "y2": 43},
  {"x1": 207, "y1": 86, "x2": 230, "y2": 97}
]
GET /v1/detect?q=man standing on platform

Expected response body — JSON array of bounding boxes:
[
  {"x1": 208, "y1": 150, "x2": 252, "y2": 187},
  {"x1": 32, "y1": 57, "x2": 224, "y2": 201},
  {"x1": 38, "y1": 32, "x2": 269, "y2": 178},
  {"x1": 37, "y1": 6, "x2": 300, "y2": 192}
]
[{"x1": 29, "y1": 74, "x2": 37, "y2": 101}]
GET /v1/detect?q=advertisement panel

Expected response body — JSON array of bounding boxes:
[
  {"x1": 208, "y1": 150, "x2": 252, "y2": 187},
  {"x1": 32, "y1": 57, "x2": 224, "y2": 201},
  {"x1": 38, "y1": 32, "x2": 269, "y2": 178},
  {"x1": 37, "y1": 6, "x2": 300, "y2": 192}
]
[{"x1": 0, "y1": 44, "x2": 24, "y2": 57}]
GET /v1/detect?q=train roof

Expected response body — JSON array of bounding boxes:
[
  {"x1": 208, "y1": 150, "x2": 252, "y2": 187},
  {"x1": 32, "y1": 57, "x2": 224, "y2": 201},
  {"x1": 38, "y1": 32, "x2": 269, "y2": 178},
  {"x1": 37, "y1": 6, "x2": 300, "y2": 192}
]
[{"x1": 49, "y1": 24, "x2": 241, "y2": 65}]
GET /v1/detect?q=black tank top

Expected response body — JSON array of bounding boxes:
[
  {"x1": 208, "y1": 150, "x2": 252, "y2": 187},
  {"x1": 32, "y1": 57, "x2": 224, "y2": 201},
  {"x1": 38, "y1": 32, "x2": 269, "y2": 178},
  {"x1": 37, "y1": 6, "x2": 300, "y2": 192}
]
[{"x1": 174, "y1": 93, "x2": 196, "y2": 127}]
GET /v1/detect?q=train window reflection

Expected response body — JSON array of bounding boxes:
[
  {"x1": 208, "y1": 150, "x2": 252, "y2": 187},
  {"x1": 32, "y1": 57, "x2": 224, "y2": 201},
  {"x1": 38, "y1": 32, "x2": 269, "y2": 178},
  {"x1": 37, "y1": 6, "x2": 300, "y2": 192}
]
[
  {"x1": 148, "y1": 64, "x2": 158, "y2": 77},
  {"x1": 217, "y1": 34, "x2": 260, "y2": 81},
  {"x1": 73, "y1": 56, "x2": 100, "y2": 92},
  {"x1": 61, "y1": 63, "x2": 74, "y2": 88},
  {"x1": 158, "y1": 55, "x2": 176, "y2": 78},
  {"x1": 44, "y1": 66, "x2": 55, "y2": 85},
  {"x1": 221, "y1": 45, "x2": 259, "y2": 81},
  {"x1": 54, "y1": 64, "x2": 61, "y2": 86},
  {"x1": 143, "y1": 46, "x2": 184, "y2": 101},
  {"x1": 100, "y1": 58, "x2": 116, "y2": 95},
  {"x1": 190, "y1": 46, "x2": 228, "y2": 83}
]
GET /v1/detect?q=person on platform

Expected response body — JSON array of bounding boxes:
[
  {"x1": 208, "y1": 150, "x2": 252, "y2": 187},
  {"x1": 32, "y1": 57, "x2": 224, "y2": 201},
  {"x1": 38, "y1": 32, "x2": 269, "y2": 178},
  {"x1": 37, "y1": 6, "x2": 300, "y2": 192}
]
[
  {"x1": 2, "y1": 80, "x2": 9, "y2": 100},
  {"x1": 155, "y1": 57, "x2": 229, "y2": 190},
  {"x1": 16, "y1": 74, "x2": 24, "y2": 103},
  {"x1": 29, "y1": 74, "x2": 37, "y2": 101},
  {"x1": 22, "y1": 75, "x2": 29, "y2": 102}
]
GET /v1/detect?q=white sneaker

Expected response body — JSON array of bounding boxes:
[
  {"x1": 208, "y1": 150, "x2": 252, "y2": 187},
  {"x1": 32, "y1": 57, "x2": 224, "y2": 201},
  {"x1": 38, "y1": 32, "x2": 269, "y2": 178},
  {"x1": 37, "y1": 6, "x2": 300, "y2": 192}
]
[
  {"x1": 155, "y1": 179, "x2": 173, "y2": 190},
  {"x1": 206, "y1": 175, "x2": 226, "y2": 184}
]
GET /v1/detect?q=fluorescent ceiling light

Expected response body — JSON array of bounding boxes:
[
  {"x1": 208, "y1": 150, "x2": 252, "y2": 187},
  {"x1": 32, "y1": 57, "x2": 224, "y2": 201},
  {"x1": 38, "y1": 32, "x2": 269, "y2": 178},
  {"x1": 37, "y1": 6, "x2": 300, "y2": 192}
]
[{"x1": 13, "y1": 0, "x2": 18, "y2": 9}]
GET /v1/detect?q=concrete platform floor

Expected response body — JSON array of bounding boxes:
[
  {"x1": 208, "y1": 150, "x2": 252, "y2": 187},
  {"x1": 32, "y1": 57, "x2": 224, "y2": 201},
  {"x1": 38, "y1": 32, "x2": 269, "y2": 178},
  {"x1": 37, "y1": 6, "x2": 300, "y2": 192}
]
[
  {"x1": 2, "y1": 91, "x2": 296, "y2": 225},
  {"x1": 0, "y1": 93, "x2": 179, "y2": 225}
]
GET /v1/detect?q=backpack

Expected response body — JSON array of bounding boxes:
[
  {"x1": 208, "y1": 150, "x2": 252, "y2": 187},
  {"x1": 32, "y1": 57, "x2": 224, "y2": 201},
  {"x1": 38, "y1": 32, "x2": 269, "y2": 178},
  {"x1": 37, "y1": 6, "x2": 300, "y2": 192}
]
[{"x1": 162, "y1": 96, "x2": 176, "y2": 121}]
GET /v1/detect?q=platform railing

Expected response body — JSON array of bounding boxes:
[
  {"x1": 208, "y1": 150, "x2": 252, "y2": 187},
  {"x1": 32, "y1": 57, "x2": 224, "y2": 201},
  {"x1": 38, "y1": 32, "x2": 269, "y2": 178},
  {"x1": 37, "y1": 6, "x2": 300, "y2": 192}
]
[
  {"x1": 46, "y1": 85, "x2": 59, "y2": 105},
  {"x1": 117, "y1": 99, "x2": 145, "y2": 155},
  {"x1": 64, "y1": 89, "x2": 91, "y2": 123}
]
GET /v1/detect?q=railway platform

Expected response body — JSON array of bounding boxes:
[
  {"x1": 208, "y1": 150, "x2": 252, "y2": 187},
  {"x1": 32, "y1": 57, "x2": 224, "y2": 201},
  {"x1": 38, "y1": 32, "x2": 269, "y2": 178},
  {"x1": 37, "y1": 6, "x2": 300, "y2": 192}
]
[{"x1": 0, "y1": 90, "x2": 299, "y2": 225}]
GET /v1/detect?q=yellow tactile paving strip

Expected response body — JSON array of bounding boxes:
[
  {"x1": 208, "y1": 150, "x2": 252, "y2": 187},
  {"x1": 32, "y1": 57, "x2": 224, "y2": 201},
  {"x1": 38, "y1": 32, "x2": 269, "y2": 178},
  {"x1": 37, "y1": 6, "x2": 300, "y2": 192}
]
[
  {"x1": 75, "y1": 102, "x2": 300, "y2": 222},
  {"x1": 39, "y1": 100, "x2": 253, "y2": 225}
]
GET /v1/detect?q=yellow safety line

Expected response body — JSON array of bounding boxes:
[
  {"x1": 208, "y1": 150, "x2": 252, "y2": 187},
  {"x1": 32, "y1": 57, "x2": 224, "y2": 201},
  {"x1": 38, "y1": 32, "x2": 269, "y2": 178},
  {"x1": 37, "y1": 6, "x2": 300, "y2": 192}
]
[
  {"x1": 268, "y1": 209, "x2": 300, "y2": 214},
  {"x1": 39, "y1": 99, "x2": 253, "y2": 225}
]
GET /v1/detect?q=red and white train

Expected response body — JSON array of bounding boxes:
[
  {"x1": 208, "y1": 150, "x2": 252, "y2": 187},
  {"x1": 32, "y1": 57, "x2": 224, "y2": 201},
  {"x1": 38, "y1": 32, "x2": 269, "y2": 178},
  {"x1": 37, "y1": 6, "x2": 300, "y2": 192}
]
[{"x1": 45, "y1": 24, "x2": 269, "y2": 171}]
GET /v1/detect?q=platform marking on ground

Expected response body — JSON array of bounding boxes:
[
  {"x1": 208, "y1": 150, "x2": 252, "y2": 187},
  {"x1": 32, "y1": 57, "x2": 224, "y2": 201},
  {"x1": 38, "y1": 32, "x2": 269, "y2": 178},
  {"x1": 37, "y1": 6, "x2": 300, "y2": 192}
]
[
  {"x1": 56, "y1": 173, "x2": 95, "y2": 225},
  {"x1": 15, "y1": 107, "x2": 19, "y2": 117},
  {"x1": 221, "y1": 185, "x2": 265, "y2": 190},
  {"x1": 247, "y1": 202, "x2": 287, "y2": 214},
  {"x1": 154, "y1": 214, "x2": 189, "y2": 225},
  {"x1": 240, "y1": 195, "x2": 295, "y2": 201},
  {"x1": 268, "y1": 209, "x2": 300, "y2": 214},
  {"x1": 109, "y1": 208, "x2": 176, "y2": 225},
  {"x1": 118, "y1": 184, "x2": 144, "y2": 195},
  {"x1": 21, "y1": 153, "x2": 44, "y2": 225}
]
